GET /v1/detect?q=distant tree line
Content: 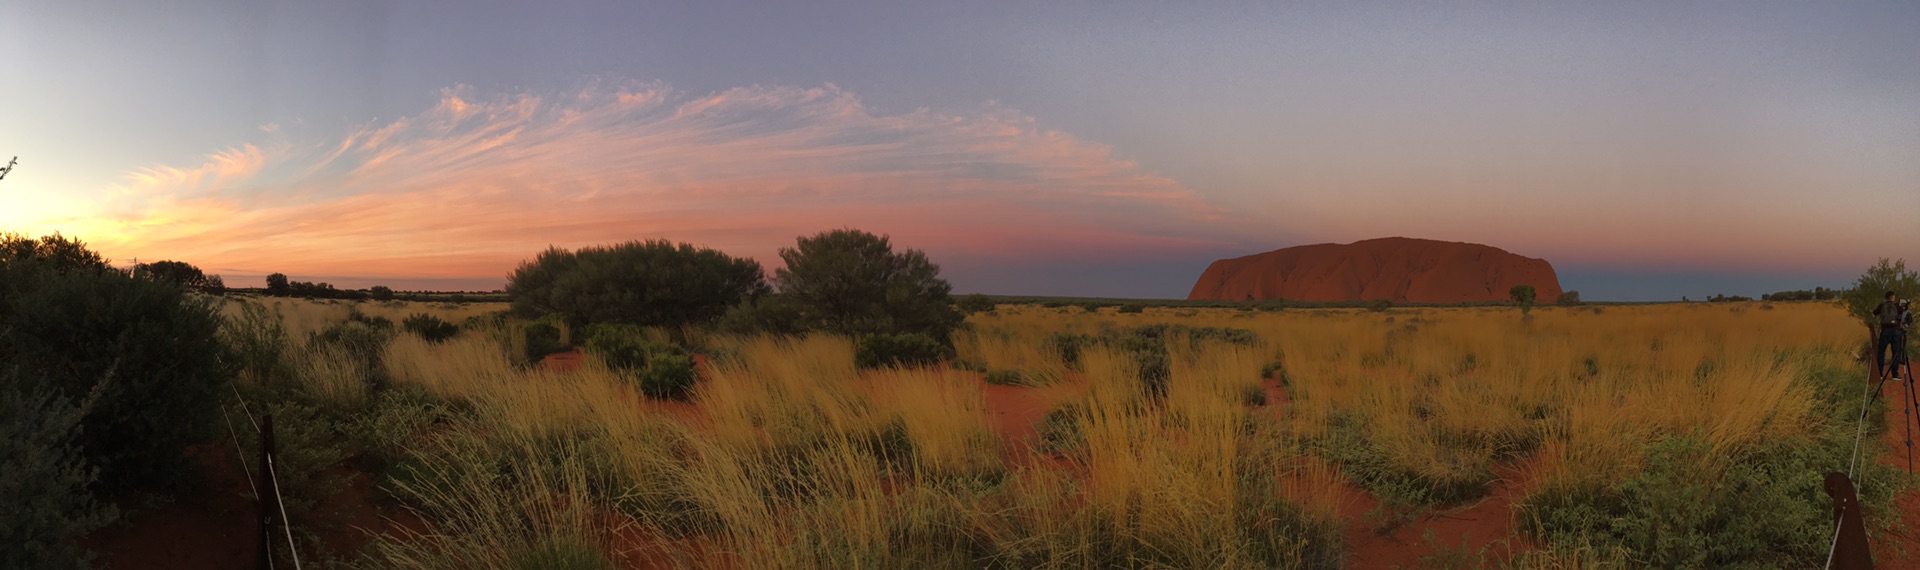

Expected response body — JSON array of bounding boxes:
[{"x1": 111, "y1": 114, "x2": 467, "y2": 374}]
[
  {"x1": 1707, "y1": 294, "x2": 1754, "y2": 303},
  {"x1": 1760, "y1": 287, "x2": 1839, "y2": 302}
]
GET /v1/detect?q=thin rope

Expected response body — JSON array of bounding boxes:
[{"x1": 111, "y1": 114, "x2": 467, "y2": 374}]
[
  {"x1": 218, "y1": 404, "x2": 259, "y2": 500},
  {"x1": 231, "y1": 385, "x2": 260, "y2": 433},
  {"x1": 266, "y1": 455, "x2": 303, "y2": 570}
]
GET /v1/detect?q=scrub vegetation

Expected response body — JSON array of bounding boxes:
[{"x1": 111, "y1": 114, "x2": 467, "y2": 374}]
[{"x1": 7, "y1": 230, "x2": 1911, "y2": 568}]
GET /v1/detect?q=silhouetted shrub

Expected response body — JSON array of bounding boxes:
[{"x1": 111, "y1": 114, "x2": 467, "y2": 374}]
[
  {"x1": 369, "y1": 285, "x2": 395, "y2": 301},
  {"x1": 1116, "y1": 303, "x2": 1145, "y2": 314},
  {"x1": 854, "y1": 332, "x2": 952, "y2": 369},
  {"x1": 0, "y1": 246, "x2": 232, "y2": 494},
  {"x1": 403, "y1": 313, "x2": 459, "y2": 343}
]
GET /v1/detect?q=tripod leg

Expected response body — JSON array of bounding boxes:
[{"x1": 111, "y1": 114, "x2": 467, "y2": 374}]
[{"x1": 1896, "y1": 366, "x2": 1912, "y2": 472}]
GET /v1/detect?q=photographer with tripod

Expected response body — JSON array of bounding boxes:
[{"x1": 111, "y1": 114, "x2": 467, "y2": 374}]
[{"x1": 1877, "y1": 290, "x2": 1908, "y2": 381}]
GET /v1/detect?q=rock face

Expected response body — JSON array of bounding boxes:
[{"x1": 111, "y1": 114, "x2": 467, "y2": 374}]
[{"x1": 1187, "y1": 237, "x2": 1563, "y2": 304}]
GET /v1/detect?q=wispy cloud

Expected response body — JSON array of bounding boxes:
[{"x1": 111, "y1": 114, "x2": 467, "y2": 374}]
[{"x1": 65, "y1": 81, "x2": 1250, "y2": 287}]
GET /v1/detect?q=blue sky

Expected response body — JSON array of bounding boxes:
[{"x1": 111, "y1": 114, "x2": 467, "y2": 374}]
[{"x1": 2, "y1": 1, "x2": 1916, "y2": 300}]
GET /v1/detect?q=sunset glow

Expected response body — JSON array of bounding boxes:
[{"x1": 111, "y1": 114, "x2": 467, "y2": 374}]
[{"x1": 3, "y1": 2, "x2": 1916, "y2": 299}]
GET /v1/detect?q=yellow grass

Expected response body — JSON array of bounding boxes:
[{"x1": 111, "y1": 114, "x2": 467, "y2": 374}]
[{"x1": 247, "y1": 298, "x2": 1865, "y2": 567}]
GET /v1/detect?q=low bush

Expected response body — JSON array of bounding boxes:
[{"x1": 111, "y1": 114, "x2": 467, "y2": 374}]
[
  {"x1": 637, "y1": 353, "x2": 698, "y2": 400},
  {"x1": 955, "y1": 293, "x2": 996, "y2": 314},
  {"x1": 1115, "y1": 303, "x2": 1145, "y2": 314},
  {"x1": 403, "y1": 313, "x2": 459, "y2": 343},
  {"x1": 0, "y1": 374, "x2": 117, "y2": 569},
  {"x1": 523, "y1": 320, "x2": 566, "y2": 362},
  {"x1": 854, "y1": 333, "x2": 952, "y2": 369},
  {"x1": 583, "y1": 324, "x2": 698, "y2": 400}
]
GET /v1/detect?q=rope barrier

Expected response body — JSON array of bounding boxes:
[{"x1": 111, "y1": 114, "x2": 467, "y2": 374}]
[
  {"x1": 266, "y1": 454, "x2": 303, "y2": 570},
  {"x1": 232, "y1": 385, "x2": 260, "y2": 433},
  {"x1": 219, "y1": 403, "x2": 259, "y2": 500}
]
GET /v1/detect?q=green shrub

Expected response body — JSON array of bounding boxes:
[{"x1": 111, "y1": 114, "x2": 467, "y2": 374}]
[
  {"x1": 1115, "y1": 303, "x2": 1145, "y2": 314},
  {"x1": 506, "y1": 240, "x2": 768, "y2": 328},
  {"x1": 0, "y1": 258, "x2": 233, "y2": 494},
  {"x1": 950, "y1": 359, "x2": 987, "y2": 373},
  {"x1": 0, "y1": 373, "x2": 117, "y2": 569},
  {"x1": 1037, "y1": 402, "x2": 1088, "y2": 454},
  {"x1": 637, "y1": 353, "x2": 699, "y2": 400},
  {"x1": 773, "y1": 229, "x2": 963, "y2": 342},
  {"x1": 714, "y1": 294, "x2": 806, "y2": 336},
  {"x1": 854, "y1": 333, "x2": 953, "y2": 369},
  {"x1": 581, "y1": 323, "x2": 698, "y2": 400},
  {"x1": 523, "y1": 320, "x2": 565, "y2": 362},
  {"x1": 984, "y1": 369, "x2": 1024, "y2": 386},
  {"x1": 402, "y1": 313, "x2": 459, "y2": 343},
  {"x1": 1047, "y1": 333, "x2": 1096, "y2": 368}
]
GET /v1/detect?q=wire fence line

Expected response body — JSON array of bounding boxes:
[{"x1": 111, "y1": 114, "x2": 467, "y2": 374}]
[{"x1": 225, "y1": 389, "x2": 303, "y2": 570}]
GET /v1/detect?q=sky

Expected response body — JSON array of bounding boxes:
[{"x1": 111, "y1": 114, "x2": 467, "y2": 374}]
[{"x1": 2, "y1": 1, "x2": 1916, "y2": 300}]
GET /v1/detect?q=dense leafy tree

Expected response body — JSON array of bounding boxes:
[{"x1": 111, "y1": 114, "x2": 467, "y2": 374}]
[
  {"x1": 134, "y1": 260, "x2": 208, "y2": 289},
  {"x1": 369, "y1": 285, "x2": 395, "y2": 301},
  {"x1": 265, "y1": 272, "x2": 290, "y2": 296},
  {"x1": 1556, "y1": 290, "x2": 1581, "y2": 306},
  {"x1": 506, "y1": 240, "x2": 768, "y2": 328},
  {"x1": 1509, "y1": 285, "x2": 1537, "y2": 315},
  {"x1": 773, "y1": 229, "x2": 963, "y2": 341},
  {"x1": 1841, "y1": 258, "x2": 1920, "y2": 337}
]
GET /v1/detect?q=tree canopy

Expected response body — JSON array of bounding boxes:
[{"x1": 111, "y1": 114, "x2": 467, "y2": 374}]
[
  {"x1": 773, "y1": 229, "x2": 962, "y2": 341},
  {"x1": 506, "y1": 240, "x2": 768, "y2": 328}
]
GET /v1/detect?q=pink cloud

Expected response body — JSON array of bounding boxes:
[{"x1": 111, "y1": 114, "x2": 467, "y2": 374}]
[{"x1": 74, "y1": 81, "x2": 1252, "y2": 288}]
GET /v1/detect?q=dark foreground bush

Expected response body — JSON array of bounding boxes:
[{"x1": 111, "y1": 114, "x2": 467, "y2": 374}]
[
  {"x1": 0, "y1": 261, "x2": 233, "y2": 494},
  {"x1": 402, "y1": 313, "x2": 459, "y2": 343},
  {"x1": 855, "y1": 333, "x2": 952, "y2": 369},
  {"x1": 0, "y1": 374, "x2": 117, "y2": 569}
]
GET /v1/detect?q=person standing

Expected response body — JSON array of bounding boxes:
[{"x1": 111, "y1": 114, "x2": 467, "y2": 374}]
[{"x1": 1876, "y1": 291, "x2": 1904, "y2": 380}]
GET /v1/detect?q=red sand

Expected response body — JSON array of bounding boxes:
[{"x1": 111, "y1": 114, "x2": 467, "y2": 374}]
[{"x1": 1188, "y1": 236, "x2": 1564, "y2": 304}]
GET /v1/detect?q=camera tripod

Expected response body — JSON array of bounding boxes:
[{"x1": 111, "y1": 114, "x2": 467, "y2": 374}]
[{"x1": 1869, "y1": 352, "x2": 1917, "y2": 473}]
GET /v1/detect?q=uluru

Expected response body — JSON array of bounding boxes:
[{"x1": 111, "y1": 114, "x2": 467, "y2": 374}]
[{"x1": 1187, "y1": 237, "x2": 1563, "y2": 304}]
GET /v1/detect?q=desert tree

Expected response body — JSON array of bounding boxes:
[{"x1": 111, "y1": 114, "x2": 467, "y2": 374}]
[
  {"x1": 773, "y1": 229, "x2": 963, "y2": 342},
  {"x1": 1841, "y1": 258, "x2": 1920, "y2": 343},
  {"x1": 1509, "y1": 285, "x2": 1537, "y2": 315},
  {"x1": 265, "y1": 272, "x2": 290, "y2": 296}
]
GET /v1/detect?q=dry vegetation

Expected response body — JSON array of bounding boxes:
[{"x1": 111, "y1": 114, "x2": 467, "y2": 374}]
[{"x1": 224, "y1": 297, "x2": 1900, "y2": 568}]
